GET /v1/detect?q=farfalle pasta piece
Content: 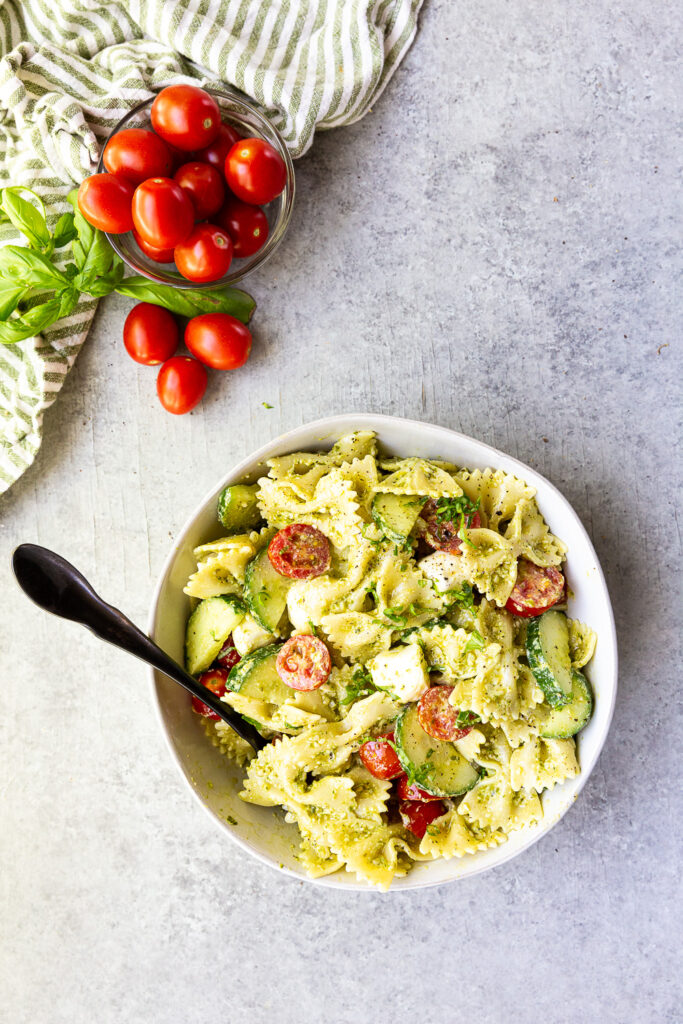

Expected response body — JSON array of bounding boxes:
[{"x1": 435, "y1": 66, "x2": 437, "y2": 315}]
[
  {"x1": 321, "y1": 611, "x2": 393, "y2": 662},
  {"x1": 568, "y1": 619, "x2": 597, "y2": 668},
  {"x1": 509, "y1": 735, "x2": 579, "y2": 793},
  {"x1": 419, "y1": 807, "x2": 508, "y2": 859},
  {"x1": 375, "y1": 458, "x2": 463, "y2": 499},
  {"x1": 454, "y1": 468, "x2": 535, "y2": 531},
  {"x1": 504, "y1": 497, "x2": 567, "y2": 567}
]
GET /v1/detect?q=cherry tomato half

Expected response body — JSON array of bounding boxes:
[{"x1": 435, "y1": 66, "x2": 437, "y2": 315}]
[
  {"x1": 103, "y1": 128, "x2": 172, "y2": 184},
  {"x1": 184, "y1": 312, "x2": 252, "y2": 370},
  {"x1": 217, "y1": 197, "x2": 269, "y2": 257},
  {"x1": 123, "y1": 303, "x2": 179, "y2": 366},
  {"x1": 421, "y1": 498, "x2": 482, "y2": 554},
  {"x1": 276, "y1": 635, "x2": 331, "y2": 691},
  {"x1": 174, "y1": 161, "x2": 225, "y2": 220},
  {"x1": 215, "y1": 637, "x2": 241, "y2": 673},
  {"x1": 417, "y1": 685, "x2": 474, "y2": 742},
  {"x1": 174, "y1": 224, "x2": 233, "y2": 283},
  {"x1": 505, "y1": 560, "x2": 565, "y2": 617},
  {"x1": 151, "y1": 84, "x2": 221, "y2": 152},
  {"x1": 358, "y1": 733, "x2": 403, "y2": 780},
  {"x1": 77, "y1": 174, "x2": 134, "y2": 233},
  {"x1": 193, "y1": 123, "x2": 241, "y2": 169},
  {"x1": 396, "y1": 775, "x2": 442, "y2": 801},
  {"x1": 399, "y1": 799, "x2": 446, "y2": 839},
  {"x1": 191, "y1": 668, "x2": 229, "y2": 719},
  {"x1": 132, "y1": 229, "x2": 175, "y2": 263},
  {"x1": 156, "y1": 356, "x2": 207, "y2": 415},
  {"x1": 132, "y1": 177, "x2": 194, "y2": 249},
  {"x1": 268, "y1": 524, "x2": 331, "y2": 580},
  {"x1": 225, "y1": 137, "x2": 287, "y2": 205}
]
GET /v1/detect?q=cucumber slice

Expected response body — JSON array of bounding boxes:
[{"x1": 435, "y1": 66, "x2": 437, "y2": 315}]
[
  {"x1": 217, "y1": 484, "x2": 261, "y2": 532},
  {"x1": 394, "y1": 703, "x2": 480, "y2": 797},
  {"x1": 243, "y1": 547, "x2": 292, "y2": 633},
  {"x1": 185, "y1": 595, "x2": 246, "y2": 676},
  {"x1": 227, "y1": 643, "x2": 290, "y2": 704},
  {"x1": 537, "y1": 670, "x2": 593, "y2": 738},
  {"x1": 526, "y1": 610, "x2": 573, "y2": 708},
  {"x1": 371, "y1": 492, "x2": 426, "y2": 544}
]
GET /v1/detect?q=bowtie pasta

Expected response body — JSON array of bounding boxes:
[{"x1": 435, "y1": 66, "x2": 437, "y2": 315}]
[{"x1": 183, "y1": 431, "x2": 597, "y2": 890}]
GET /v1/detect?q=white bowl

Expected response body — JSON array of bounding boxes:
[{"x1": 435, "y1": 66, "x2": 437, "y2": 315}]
[{"x1": 148, "y1": 414, "x2": 618, "y2": 891}]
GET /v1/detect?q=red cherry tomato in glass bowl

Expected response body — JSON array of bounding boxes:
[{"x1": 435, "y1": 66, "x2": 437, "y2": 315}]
[
  {"x1": 193, "y1": 123, "x2": 241, "y2": 169},
  {"x1": 184, "y1": 312, "x2": 252, "y2": 370},
  {"x1": 132, "y1": 229, "x2": 175, "y2": 263},
  {"x1": 132, "y1": 177, "x2": 194, "y2": 249},
  {"x1": 225, "y1": 137, "x2": 287, "y2": 205},
  {"x1": 399, "y1": 799, "x2": 446, "y2": 839},
  {"x1": 276, "y1": 635, "x2": 332, "y2": 691},
  {"x1": 396, "y1": 775, "x2": 442, "y2": 801},
  {"x1": 77, "y1": 174, "x2": 134, "y2": 233},
  {"x1": 267, "y1": 524, "x2": 330, "y2": 580},
  {"x1": 173, "y1": 161, "x2": 225, "y2": 220},
  {"x1": 123, "y1": 303, "x2": 179, "y2": 365},
  {"x1": 156, "y1": 356, "x2": 207, "y2": 415},
  {"x1": 505, "y1": 560, "x2": 566, "y2": 617},
  {"x1": 358, "y1": 733, "x2": 403, "y2": 780},
  {"x1": 191, "y1": 668, "x2": 229, "y2": 719},
  {"x1": 217, "y1": 197, "x2": 269, "y2": 258},
  {"x1": 151, "y1": 84, "x2": 221, "y2": 152},
  {"x1": 174, "y1": 224, "x2": 233, "y2": 283},
  {"x1": 103, "y1": 128, "x2": 172, "y2": 184}
]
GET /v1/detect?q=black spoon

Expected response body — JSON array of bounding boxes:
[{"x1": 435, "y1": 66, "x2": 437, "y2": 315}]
[{"x1": 12, "y1": 543, "x2": 266, "y2": 752}]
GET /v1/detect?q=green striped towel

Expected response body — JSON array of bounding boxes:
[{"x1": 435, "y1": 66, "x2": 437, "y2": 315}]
[{"x1": 0, "y1": 0, "x2": 422, "y2": 494}]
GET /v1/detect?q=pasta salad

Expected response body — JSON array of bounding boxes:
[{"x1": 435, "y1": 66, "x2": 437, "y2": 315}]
[{"x1": 182, "y1": 431, "x2": 597, "y2": 889}]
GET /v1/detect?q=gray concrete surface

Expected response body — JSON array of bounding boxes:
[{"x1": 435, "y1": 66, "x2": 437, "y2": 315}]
[{"x1": 1, "y1": 1, "x2": 681, "y2": 1021}]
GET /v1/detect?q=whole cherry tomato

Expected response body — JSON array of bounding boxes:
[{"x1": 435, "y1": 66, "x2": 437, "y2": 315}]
[
  {"x1": 225, "y1": 137, "x2": 287, "y2": 205},
  {"x1": 173, "y1": 161, "x2": 225, "y2": 220},
  {"x1": 103, "y1": 128, "x2": 172, "y2": 184},
  {"x1": 131, "y1": 177, "x2": 194, "y2": 249},
  {"x1": 184, "y1": 312, "x2": 252, "y2": 370},
  {"x1": 157, "y1": 356, "x2": 207, "y2": 414},
  {"x1": 132, "y1": 229, "x2": 175, "y2": 263},
  {"x1": 193, "y1": 123, "x2": 241, "y2": 169},
  {"x1": 151, "y1": 84, "x2": 221, "y2": 152},
  {"x1": 174, "y1": 225, "x2": 233, "y2": 283},
  {"x1": 123, "y1": 303, "x2": 179, "y2": 365},
  {"x1": 77, "y1": 174, "x2": 134, "y2": 233},
  {"x1": 217, "y1": 197, "x2": 269, "y2": 257}
]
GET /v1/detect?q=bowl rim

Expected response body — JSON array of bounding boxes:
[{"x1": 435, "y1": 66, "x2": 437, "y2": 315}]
[
  {"x1": 147, "y1": 413, "x2": 618, "y2": 892},
  {"x1": 99, "y1": 86, "x2": 295, "y2": 288}
]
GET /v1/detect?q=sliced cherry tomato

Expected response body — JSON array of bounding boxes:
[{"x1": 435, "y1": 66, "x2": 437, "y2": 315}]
[
  {"x1": 184, "y1": 313, "x2": 251, "y2": 370},
  {"x1": 173, "y1": 161, "x2": 225, "y2": 220},
  {"x1": 151, "y1": 84, "x2": 221, "y2": 151},
  {"x1": 156, "y1": 356, "x2": 207, "y2": 415},
  {"x1": 399, "y1": 799, "x2": 446, "y2": 839},
  {"x1": 194, "y1": 123, "x2": 241, "y2": 169},
  {"x1": 191, "y1": 667, "x2": 229, "y2": 719},
  {"x1": 77, "y1": 174, "x2": 134, "y2": 233},
  {"x1": 225, "y1": 137, "x2": 287, "y2": 205},
  {"x1": 396, "y1": 775, "x2": 442, "y2": 801},
  {"x1": 276, "y1": 635, "x2": 331, "y2": 691},
  {"x1": 417, "y1": 684, "x2": 474, "y2": 742},
  {"x1": 132, "y1": 177, "x2": 194, "y2": 249},
  {"x1": 103, "y1": 128, "x2": 172, "y2": 184},
  {"x1": 217, "y1": 197, "x2": 269, "y2": 258},
  {"x1": 505, "y1": 560, "x2": 565, "y2": 617},
  {"x1": 421, "y1": 498, "x2": 482, "y2": 554},
  {"x1": 123, "y1": 303, "x2": 179, "y2": 366},
  {"x1": 132, "y1": 229, "x2": 175, "y2": 263},
  {"x1": 215, "y1": 637, "x2": 241, "y2": 672},
  {"x1": 174, "y1": 224, "x2": 233, "y2": 283},
  {"x1": 268, "y1": 524, "x2": 331, "y2": 580},
  {"x1": 358, "y1": 733, "x2": 403, "y2": 780}
]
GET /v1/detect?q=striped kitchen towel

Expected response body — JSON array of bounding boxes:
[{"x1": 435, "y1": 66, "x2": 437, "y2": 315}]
[{"x1": 0, "y1": 0, "x2": 423, "y2": 494}]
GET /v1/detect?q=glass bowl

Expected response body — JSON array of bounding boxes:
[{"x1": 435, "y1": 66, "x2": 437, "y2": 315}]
[{"x1": 97, "y1": 88, "x2": 295, "y2": 288}]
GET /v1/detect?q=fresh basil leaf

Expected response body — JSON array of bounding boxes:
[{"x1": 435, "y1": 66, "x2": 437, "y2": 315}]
[
  {"x1": 0, "y1": 187, "x2": 51, "y2": 250},
  {"x1": 116, "y1": 277, "x2": 256, "y2": 322},
  {"x1": 84, "y1": 258, "x2": 125, "y2": 297},
  {"x1": 75, "y1": 235, "x2": 121, "y2": 294},
  {"x1": 0, "y1": 245, "x2": 67, "y2": 290},
  {"x1": 52, "y1": 212, "x2": 77, "y2": 248},
  {"x1": 0, "y1": 296, "x2": 62, "y2": 344},
  {"x1": 57, "y1": 286, "x2": 80, "y2": 319},
  {"x1": 0, "y1": 281, "x2": 26, "y2": 319}
]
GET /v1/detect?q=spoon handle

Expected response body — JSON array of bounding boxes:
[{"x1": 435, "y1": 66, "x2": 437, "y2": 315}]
[{"x1": 12, "y1": 543, "x2": 265, "y2": 751}]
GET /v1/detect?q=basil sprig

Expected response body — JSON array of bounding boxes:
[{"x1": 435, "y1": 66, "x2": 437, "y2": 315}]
[{"x1": 0, "y1": 187, "x2": 255, "y2": 345}]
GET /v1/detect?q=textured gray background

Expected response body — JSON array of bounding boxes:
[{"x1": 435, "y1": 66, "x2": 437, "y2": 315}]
[{"x1": 1, "y1": 1, "x2": 681, "y2": 1021}]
